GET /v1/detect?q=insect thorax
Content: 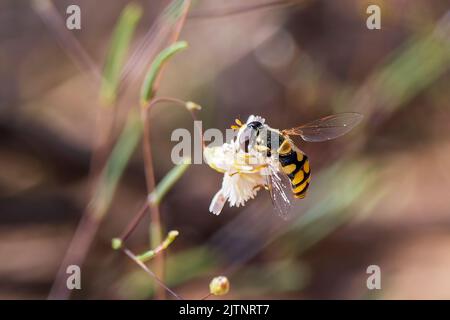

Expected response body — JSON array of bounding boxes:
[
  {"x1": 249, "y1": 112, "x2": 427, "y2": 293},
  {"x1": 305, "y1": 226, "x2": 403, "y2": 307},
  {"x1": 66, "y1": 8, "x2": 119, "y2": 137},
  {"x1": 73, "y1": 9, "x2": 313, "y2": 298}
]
[{"x1": 256, "y1": 127, "x2": 285, "y2": 157}]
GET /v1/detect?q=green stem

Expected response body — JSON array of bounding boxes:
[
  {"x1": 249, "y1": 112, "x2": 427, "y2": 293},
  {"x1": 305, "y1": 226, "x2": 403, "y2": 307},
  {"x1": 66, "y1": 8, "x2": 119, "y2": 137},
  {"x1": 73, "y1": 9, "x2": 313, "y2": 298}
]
[
  {"x1": 100, "y1": 3, "x2": 142, "y2": 105},
  {"x1": 148, "y1": 158, "x2": 191, "y2": 206},
  {"x1": 140, "y1": 41, "x2": 188, "y2": 105},
  {"x1": 137, "y1": 230, "x2": 180, "y2": 262}
]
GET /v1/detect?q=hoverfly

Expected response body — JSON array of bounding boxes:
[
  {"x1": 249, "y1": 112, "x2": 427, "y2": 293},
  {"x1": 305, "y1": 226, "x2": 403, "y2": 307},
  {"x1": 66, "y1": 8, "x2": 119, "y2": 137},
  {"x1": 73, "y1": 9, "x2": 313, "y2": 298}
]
[{"x1": 234, "y1": 112, "x2": 363, "y2": 218}]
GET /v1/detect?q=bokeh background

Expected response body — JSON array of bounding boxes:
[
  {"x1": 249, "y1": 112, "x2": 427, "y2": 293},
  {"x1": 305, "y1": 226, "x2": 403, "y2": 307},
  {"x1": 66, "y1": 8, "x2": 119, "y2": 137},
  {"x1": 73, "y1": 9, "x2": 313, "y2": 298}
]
[{"x1": 1, "y1": 0, "x2": 449, "y2": 299}]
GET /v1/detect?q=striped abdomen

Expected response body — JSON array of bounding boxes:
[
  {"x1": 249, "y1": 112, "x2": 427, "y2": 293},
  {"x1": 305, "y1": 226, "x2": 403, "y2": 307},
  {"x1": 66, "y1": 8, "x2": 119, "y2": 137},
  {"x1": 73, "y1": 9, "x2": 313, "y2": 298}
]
[{"x1": 278, "y1": 141, "x2": 311, "y2": 199}]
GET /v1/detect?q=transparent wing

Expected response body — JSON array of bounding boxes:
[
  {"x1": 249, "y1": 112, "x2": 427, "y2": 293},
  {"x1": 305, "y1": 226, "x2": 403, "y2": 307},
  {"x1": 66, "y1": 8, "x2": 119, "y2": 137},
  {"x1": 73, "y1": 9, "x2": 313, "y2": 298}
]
[
  {"x1": 282, "y1": 112, "x2": 363, "y2": 142},
  {"x1": 265, "y1": 164, "x2": 293, "y2": 220}
]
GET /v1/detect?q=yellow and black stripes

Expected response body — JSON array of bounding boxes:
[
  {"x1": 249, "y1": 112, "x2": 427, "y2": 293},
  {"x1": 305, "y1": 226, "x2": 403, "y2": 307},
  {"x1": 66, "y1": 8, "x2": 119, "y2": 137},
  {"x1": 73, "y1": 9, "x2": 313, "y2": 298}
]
[
  {"x1": 278, "y1": 144, "x2": 311, "y2": 199},
  {"x1": 247, "y1": 125, "x2": 311, "y2": 200}
]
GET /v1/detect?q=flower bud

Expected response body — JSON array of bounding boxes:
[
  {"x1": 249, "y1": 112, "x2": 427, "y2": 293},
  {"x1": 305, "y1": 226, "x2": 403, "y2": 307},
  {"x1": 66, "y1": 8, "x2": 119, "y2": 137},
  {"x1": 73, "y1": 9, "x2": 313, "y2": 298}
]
[
  {"x1": 209, "y1": 276, "x2": 230, "y2": 296},
  {"x1": 186, "y1": 101, "x2": 202, "y2": 111},
  {"x1": 111, "y1": 238, "x2": 123, "y2": 250}
]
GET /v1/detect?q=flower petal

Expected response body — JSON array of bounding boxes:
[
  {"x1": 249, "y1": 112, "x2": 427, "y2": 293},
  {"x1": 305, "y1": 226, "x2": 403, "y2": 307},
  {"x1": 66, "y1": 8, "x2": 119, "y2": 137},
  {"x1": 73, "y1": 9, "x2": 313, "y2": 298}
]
[{"x1": 209, "y1": 189, "x2": 228, "y2": 215}]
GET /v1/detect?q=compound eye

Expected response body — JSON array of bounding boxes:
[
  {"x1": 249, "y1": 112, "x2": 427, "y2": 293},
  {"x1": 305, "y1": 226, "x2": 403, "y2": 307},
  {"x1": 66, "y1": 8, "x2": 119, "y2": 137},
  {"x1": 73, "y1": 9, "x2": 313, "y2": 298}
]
[{"x1": 248, "y1": 121, "x2": 262, "y2": 130}]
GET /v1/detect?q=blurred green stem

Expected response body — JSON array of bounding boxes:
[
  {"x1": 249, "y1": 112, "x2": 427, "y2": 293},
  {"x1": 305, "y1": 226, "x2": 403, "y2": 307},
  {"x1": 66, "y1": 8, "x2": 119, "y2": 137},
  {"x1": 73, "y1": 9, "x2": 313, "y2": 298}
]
[
  {"x1": 46, "y1": 3, "x2": 142, "y2": 299},
  {"x1": 100, "y1": 3, "x2": 142, "y2": 105},
  {"x1": 148, "y1": 158, "x2": 191, "y2": 206}
]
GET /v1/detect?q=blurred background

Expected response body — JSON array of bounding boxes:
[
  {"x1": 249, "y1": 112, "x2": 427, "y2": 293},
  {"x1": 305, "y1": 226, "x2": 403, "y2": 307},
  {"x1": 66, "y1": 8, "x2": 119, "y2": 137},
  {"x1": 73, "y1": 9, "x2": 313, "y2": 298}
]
[{"x1": 0, "y1": 0, "x2": 449, "y2": 299}]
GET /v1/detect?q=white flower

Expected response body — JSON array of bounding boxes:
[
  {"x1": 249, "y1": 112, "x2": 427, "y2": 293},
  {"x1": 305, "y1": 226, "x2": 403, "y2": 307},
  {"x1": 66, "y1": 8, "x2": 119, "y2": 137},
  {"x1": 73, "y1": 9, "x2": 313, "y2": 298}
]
[{"x1": 204, "y1": 115, "x2": 269, "y2": 215}]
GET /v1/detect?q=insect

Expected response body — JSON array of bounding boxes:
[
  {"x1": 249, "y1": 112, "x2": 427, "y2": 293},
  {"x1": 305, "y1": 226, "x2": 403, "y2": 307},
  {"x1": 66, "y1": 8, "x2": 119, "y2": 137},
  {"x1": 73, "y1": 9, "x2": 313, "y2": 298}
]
[{"x1": 233, "y1": 112, "x2": 363, "y2": 218}]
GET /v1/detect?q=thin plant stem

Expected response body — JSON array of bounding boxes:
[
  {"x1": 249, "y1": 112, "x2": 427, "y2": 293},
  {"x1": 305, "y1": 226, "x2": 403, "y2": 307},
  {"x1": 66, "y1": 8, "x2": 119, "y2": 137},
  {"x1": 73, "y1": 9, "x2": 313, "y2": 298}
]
[
  {"x1": 31, "y1": 0, "x2": 102, "y2": 81},
  {"x1": 140, "y1": 0, "x2": 191, "y2": 300},
  {"x1": 136, "y1": 230, "x2": 179, "y2": 262},
  {"x1": 141, "y1": 108, "x2": 164, "y2": 299},
  {"x1": 201, "y1": 292, "x2": 213, "y2": 300},
  {"x1": 39, "y1": 0, "x2": 118, "y2": 299},
  {"x1": 149, "y1": 96, "x2": 187, "y2": 107},
  {"x1": 149, "y1": 97, "x2": 204, "y2": 147},
  {"x1": 115, "y1": 98, "x2": 200, "y2": 253},
  {"x1": 119, "y1": 201, "x2": 149, "y2": 242},
  {"x1": 48, "y1": 207, "x2": 99, "y2": 299},
  {"x1": 122, "y1": 248, "x2": 183, "y2": 300},
  {"x1": 43, "y1": 0, "x2": 191, "y2": 300}
]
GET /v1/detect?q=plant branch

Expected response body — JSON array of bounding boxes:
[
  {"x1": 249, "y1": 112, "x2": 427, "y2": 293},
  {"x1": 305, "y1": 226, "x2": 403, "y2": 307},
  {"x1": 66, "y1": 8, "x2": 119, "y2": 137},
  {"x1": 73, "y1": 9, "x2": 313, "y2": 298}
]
[
  {"x1": 113, "y1": 98, "x2": 200, "y2": 256},
  {"x1": 122, "y1": 248, "x2": 183, "y2": 300},
  {"x1": 31, "y1": 0, "x2": 102, "y2": 81},
  {"x1": 44, "y1": 2, "x2": 142, "y2": 299},
  {"x1": 139, "y1": 1, "x2": 191, "y2": 299},
  {"x1": 119, "y1": 201, "x2": 149, "y2": 242},
  {"x1": 136, "y1": 230, "x2": 179, "y2": 262}
]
